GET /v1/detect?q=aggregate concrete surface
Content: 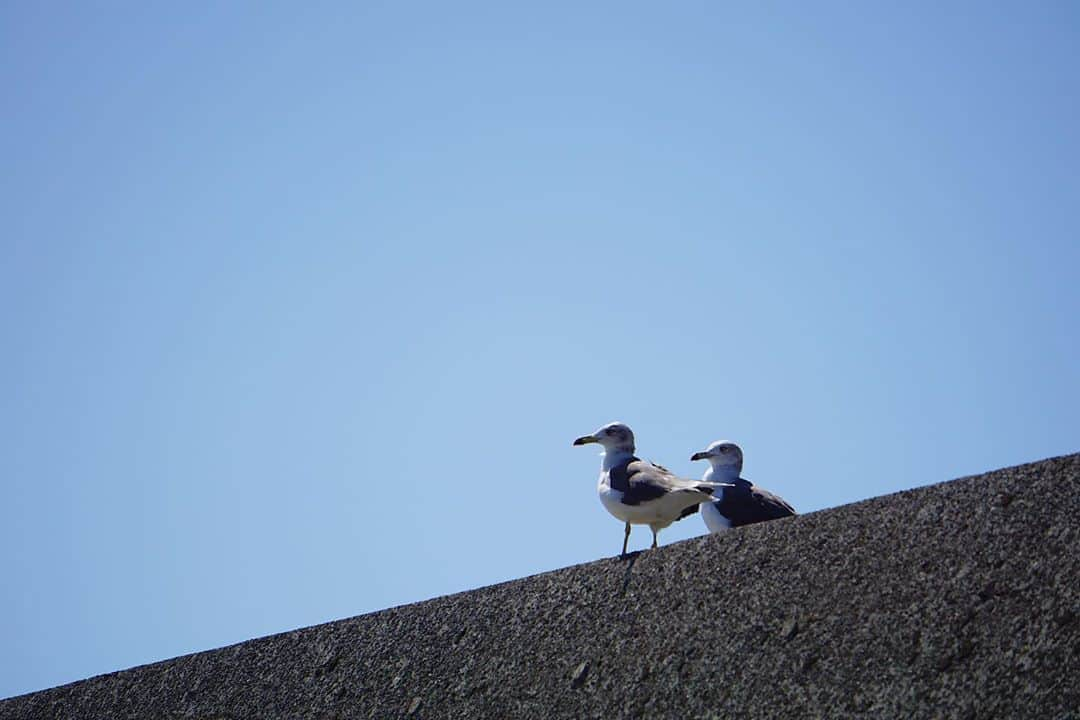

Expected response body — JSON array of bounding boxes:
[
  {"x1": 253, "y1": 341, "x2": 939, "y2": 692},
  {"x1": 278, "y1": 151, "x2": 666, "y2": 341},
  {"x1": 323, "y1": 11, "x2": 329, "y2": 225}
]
[{"x1": 3, "y1": 453, "x2": 1078, "y2": 719}]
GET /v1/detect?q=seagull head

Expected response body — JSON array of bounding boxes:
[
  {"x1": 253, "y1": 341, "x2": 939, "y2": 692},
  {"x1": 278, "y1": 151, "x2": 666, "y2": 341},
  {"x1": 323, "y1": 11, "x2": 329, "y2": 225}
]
[
  {"x1": 691, "y1": 440, "x2": 743, "y2": 472},
  {"x1": 572, "y1": 422, "x2": 636, "y2": 453}
]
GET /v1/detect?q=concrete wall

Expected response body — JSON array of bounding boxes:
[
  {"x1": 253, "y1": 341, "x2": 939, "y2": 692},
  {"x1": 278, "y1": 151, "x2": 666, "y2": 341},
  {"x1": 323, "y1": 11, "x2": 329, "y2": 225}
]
[{"x1": 3, "y1": 453, "x2": 1078, "y2": 719}]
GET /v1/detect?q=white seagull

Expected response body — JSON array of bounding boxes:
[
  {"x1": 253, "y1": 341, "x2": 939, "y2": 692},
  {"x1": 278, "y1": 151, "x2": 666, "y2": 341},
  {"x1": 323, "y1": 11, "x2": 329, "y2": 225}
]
[
  {"x1": 573, "y1": 422, "x2": 731, "y2": 556},
  {"x1": 690, "y1": 441, "x2": 795, "y2": 533}
]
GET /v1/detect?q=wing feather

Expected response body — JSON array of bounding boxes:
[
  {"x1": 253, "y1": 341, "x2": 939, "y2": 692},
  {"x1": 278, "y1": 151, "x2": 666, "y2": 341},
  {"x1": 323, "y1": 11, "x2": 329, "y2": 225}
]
[
  {"x1": 615, "y1": 458, "x2": 716, "y2": 506},
  {"x1": 714, "y1": 478, "x2": 796, "y2": 526}
]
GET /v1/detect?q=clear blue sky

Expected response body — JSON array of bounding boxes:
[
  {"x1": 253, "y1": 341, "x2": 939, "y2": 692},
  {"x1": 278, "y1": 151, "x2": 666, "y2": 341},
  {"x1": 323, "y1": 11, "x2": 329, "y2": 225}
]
[{"x1": 2, "y1": 1, "x2": 1077, "y2": 700}]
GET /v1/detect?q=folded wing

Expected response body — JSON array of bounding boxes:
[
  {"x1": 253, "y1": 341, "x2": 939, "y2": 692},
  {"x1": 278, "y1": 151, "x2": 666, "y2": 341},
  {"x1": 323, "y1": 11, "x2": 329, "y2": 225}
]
[{"x1": 611, "y1": 458, "x2": 717, "y2": 506}]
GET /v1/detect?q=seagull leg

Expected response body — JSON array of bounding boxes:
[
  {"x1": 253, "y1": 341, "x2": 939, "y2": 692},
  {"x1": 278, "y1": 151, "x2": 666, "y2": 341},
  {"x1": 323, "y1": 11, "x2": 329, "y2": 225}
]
[
  {"x1": 651, "y1": 530, "x2": 658, "y2": 549},
  {"x1": 621, "y1": 523, "x2": 631, "y2": 557}
]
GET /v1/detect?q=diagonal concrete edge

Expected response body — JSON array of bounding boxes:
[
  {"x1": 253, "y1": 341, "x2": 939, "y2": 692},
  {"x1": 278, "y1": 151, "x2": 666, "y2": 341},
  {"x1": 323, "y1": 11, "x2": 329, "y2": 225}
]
[{"x1": 3, "y1": 453, "x2": 1079, "y2": 719}]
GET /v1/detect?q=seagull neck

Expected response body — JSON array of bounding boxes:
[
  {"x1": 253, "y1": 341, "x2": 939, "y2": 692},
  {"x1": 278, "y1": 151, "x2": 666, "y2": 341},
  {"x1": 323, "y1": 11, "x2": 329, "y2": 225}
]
[
  {"x1": 601, "y1": 448, "x2": 636, "y2": 471},
  {"x1": 705, "y1": 464, "x2": 741, "y2": 482}
]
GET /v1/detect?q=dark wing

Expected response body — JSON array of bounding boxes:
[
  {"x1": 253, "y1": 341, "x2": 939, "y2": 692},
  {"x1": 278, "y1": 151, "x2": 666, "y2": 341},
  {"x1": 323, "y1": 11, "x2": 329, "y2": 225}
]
[
  {"x1": 610, "y1": 457, "x2": 715, "y2": 507},
  {"x1": 714, "y1": 478, "x2": 796, "y2": 527}
]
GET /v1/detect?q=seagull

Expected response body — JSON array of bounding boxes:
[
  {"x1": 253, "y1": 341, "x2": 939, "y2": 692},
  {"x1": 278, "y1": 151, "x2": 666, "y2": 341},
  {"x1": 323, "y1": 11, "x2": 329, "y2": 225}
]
[
  {"x1": 690, "y1": 441, "x2": 795, "y2": 532},
  {"x1": 573, "y1": 422, "x2": 731, "y2": 556}
]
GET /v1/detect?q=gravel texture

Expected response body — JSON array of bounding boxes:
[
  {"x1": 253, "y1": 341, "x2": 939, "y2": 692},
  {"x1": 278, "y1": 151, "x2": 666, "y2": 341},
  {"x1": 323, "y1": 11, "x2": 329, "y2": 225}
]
[{"x1": 3, "y1": 453, "x2": 1078, "y2": 719}]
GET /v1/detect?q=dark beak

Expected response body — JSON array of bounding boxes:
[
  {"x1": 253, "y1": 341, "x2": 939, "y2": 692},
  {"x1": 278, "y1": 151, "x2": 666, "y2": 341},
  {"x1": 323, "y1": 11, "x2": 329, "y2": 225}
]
[
  {"x1": 690, "y1": 451, "x2": 709, "y2": 461},
  {"x1": 573, "y1": 435, "x2": 598, "y2": 446}
]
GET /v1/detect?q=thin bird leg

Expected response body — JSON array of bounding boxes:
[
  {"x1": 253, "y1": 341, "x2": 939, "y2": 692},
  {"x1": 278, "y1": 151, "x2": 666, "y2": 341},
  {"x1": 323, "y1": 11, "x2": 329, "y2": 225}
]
[
  {"x1": 622, "y1": 522, "x2": 631, "y2": 556},
  {"x1": 651, "y1": 530, "x2": 658, "y2": 549}
]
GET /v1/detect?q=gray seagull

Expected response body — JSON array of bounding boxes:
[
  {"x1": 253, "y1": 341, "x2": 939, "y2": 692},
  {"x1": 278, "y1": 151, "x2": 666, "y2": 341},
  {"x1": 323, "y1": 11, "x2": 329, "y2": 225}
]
[
  {"x1": 690, "y1": 440, "x2": 795, "y2": 532},
  {"x1": 574, "y1": 422, "x2": 731, "y2": 556}
]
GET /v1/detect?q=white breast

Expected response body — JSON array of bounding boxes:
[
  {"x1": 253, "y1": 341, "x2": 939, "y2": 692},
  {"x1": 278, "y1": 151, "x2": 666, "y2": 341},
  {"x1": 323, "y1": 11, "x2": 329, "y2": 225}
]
[
  {"x1": 701, "y1": 490, "x2": 733, "y2": 534},
  {"x1": 598, "y1": 472, "x2": 632, "y2": 521}
]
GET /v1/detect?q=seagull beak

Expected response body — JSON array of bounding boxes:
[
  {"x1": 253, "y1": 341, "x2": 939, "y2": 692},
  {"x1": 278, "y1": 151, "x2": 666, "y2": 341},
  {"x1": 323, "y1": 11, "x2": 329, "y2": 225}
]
[
  {"x1": 573, "y1": 434, "x2": 598, "y2": 446},
  {"x1": 690, "y1": 451, "x2": 709, "y2": 461}
]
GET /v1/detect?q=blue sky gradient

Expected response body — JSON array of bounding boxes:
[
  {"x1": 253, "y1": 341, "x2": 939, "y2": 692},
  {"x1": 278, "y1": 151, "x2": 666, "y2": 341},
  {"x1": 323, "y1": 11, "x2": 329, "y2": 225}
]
[{"x1": 3, "y1": 1, "x2": 1078, "y2": 699}]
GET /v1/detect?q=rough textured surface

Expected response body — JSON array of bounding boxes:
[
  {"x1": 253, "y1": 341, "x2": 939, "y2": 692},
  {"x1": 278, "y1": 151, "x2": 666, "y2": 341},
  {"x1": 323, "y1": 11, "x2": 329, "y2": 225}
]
[{"x1": 4, "y1": 453, "x2": 1079, "y2": 719}]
